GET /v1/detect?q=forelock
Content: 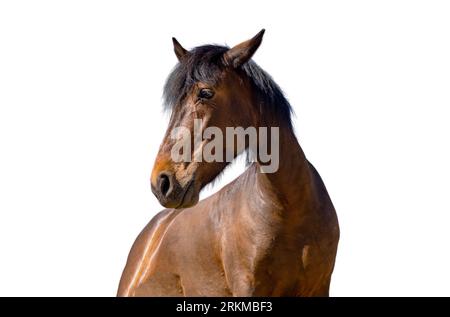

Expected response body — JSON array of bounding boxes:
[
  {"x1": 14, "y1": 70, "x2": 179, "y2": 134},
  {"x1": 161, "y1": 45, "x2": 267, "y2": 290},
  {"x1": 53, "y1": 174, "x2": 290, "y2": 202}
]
[{"x1": 163, "y1": 45, "x2": 229, "y2": 111}]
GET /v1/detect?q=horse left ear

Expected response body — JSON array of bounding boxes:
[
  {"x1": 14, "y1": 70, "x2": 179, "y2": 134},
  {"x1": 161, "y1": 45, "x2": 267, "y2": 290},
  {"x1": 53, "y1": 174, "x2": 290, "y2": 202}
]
[
  {"x1": 172, "y1": 37, "x2": 189, "y2": 61},
  {"x1": 223, "y1": 29, "x2": 265, "y2": 68}
]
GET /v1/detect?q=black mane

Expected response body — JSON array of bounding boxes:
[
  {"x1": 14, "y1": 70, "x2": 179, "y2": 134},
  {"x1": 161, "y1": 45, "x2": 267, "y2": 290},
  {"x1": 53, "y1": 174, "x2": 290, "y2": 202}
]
[{"x1": 163, "y1": 44, "x2": 293, "y2": 128}]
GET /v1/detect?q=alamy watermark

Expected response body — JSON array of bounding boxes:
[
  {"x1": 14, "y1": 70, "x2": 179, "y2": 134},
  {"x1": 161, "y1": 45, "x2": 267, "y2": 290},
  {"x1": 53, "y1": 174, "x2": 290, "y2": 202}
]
[{"x1": 170, "y1": 119, "x2": 280, "y2": 173}]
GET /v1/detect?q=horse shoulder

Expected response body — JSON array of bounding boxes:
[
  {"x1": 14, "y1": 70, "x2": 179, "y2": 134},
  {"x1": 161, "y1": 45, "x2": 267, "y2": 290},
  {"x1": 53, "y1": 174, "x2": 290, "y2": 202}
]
[{"x1": 117, "y1": 208, "x2": 182, "y2": 296}]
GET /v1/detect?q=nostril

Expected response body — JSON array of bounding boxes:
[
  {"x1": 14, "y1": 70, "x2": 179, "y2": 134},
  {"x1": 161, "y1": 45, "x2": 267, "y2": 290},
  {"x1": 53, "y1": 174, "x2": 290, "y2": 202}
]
[{"x1": 159, "y1": 173, "x2": 171, "y2": 197}]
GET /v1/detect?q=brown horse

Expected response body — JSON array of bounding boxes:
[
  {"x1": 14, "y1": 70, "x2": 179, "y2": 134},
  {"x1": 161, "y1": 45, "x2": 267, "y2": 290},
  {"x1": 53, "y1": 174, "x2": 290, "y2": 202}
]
[{"x1": 117, "y1": 30, "x2": 339, "y2": 296}]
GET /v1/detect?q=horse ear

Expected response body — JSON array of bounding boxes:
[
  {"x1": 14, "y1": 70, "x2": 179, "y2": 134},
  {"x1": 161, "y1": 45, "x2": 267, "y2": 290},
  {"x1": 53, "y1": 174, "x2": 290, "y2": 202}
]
[
  {"x1": 172, "y1": 37, "x2": 189, "y2": 61},
  {"x1": 223, "y1": 29, "x2": 265, "y2": 68}
]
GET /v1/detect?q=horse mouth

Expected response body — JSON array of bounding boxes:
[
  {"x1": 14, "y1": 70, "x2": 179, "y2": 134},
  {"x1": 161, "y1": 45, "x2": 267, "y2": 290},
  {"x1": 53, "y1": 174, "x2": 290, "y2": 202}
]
[{"x1": 176, "y1": 180, "x2": 197, "y2": 209}]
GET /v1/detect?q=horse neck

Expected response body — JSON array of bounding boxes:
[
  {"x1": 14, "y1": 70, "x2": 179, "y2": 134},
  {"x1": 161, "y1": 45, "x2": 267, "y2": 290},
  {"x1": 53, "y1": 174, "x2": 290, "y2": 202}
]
[{"x1": 254, "y1": 123, "x2": 316, "y2": 216}]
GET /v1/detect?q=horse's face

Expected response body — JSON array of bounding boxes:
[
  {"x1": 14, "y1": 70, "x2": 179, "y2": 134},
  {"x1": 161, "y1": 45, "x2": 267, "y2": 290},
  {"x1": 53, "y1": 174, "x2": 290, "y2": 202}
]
[{"x1": 151, "y1": 30, "x2": 265, "y2": 209}]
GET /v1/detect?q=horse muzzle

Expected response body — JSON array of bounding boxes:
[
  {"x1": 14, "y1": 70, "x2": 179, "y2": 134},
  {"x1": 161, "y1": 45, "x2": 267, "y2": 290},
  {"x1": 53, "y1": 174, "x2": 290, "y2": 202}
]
[{"x1": 151, "y1": 171, "x2": 198, "y2": 209}]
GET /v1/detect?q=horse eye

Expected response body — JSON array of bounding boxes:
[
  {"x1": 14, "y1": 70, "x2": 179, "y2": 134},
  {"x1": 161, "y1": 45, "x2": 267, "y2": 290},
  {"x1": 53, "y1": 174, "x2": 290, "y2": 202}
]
[{"x1": 198, "y1": 89, "x2": 214, "y2": 99}]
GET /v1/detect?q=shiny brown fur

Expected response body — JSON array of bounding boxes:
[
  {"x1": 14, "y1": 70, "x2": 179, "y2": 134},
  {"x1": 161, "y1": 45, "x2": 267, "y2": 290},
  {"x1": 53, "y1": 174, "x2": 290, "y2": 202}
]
[{"x1": 117, "y1": 30, "x2": 339, "y2": 296}]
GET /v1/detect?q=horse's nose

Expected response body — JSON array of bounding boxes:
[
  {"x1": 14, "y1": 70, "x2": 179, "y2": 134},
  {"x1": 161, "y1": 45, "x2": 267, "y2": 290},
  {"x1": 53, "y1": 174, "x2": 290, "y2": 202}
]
[
  {"x1": 154, "y1": 171, "x2": 173, "y2": 198},
  {"x1": 151, "y1": 170, "x2": 188, "y2": 208}
]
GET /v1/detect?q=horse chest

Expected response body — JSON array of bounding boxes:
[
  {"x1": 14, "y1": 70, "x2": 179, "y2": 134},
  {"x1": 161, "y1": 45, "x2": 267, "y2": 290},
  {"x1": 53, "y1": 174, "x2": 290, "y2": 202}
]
[{"x1": 220, "y1": 219, "x2": 309, "y2": 295}]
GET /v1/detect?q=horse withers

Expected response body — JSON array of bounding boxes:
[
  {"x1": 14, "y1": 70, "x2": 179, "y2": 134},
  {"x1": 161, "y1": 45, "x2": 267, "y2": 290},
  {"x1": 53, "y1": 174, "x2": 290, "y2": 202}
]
[{"x1": 117, "y1": 30, "x2": 339, "y2": 296}]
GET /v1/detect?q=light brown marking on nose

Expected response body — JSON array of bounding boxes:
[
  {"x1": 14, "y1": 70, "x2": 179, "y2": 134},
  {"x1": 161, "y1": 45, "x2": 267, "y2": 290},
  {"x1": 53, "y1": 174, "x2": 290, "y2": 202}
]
[{"x1": 151, "y1": 157, "x2": 173, "y2": 186}]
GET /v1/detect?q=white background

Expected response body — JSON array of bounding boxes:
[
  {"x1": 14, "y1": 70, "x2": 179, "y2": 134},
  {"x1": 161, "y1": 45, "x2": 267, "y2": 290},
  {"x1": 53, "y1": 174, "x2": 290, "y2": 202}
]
[{"x1": 1, "y1": 1, "x2": 449, "y2": 296}]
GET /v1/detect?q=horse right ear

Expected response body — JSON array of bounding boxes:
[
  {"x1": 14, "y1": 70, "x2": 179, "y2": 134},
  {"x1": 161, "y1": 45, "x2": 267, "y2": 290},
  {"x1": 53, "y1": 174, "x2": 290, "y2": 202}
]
[
  {"x1": 172, "y1": 37, "x2": 189, "y2": 61},
  {"x1": 223, "y1": 29, "x2": 265, "y2": 68}
]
